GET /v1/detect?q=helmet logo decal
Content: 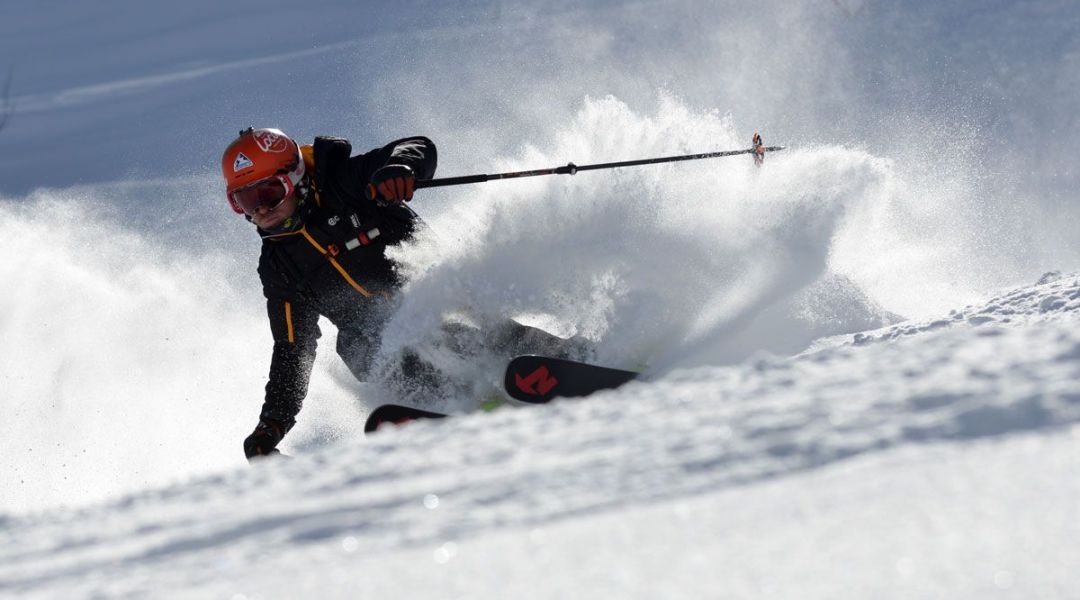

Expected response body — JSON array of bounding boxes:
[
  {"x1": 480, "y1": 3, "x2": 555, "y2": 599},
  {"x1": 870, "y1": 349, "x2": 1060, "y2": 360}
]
[
  {"x1": 233, "y1": 152, "x2": 254, "y2": 172},
  {"x1": 253, "y1": 130, "x2": 290, "y2": 153}
]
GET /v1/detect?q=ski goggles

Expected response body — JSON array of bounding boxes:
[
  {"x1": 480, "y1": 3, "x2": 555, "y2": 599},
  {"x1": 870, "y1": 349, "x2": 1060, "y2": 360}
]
[{"x1": 229, "y1": 175, "x2": 295, "y2": 216}]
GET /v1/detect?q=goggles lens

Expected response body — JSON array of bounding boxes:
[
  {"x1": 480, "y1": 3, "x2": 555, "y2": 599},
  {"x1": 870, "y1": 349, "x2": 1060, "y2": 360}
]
[{"x1": 230, "y1": 177, "x2": 292, "y2": 216}]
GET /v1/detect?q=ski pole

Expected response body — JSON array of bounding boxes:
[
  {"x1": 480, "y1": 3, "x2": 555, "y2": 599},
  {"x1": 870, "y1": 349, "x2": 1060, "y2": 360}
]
[
  {"x1": 366, "y1": 135, "x2": 783, "y2": 199},
  {"x1": 415, "y1": 135, "x2": 784, "y2": 191}
]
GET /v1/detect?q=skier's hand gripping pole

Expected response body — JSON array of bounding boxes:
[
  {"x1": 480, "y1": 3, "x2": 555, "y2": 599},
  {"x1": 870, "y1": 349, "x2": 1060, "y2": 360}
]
[{"x1": 365, "y1": 164, "x2": 416, "y2": 203}]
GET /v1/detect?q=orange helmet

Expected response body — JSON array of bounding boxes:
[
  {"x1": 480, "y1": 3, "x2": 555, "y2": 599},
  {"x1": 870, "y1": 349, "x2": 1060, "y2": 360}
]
[{"x1": 221, "y1": 127, "x2": 306, "y2": 215}]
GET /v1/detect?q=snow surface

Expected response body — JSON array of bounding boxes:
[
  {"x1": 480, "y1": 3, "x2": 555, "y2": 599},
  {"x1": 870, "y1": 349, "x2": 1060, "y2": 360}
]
[{"x1": 2, "y1": 1, "x2": 1079, "y2": 598}]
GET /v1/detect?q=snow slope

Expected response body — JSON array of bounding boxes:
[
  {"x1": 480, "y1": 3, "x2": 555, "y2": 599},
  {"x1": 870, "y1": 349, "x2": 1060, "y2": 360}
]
[
  {"x1": 3, "y1": 274, "x2": 1079, "y2": 598},
  {"x1": 2, "y1": 0, "x2": 1080, "y2": 597}
]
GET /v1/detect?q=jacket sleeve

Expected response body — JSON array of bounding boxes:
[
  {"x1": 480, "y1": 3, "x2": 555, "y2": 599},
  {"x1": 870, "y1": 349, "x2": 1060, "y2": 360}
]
[
  {"x1": 310, "y1": 135, "x2": 436, "y2": 206},
  {"x1": 348, "y1": 136, "x2": 438, "y2": 187},
  {"x1": 259, "y1": 296, "x2": 321, "y2": 425}
]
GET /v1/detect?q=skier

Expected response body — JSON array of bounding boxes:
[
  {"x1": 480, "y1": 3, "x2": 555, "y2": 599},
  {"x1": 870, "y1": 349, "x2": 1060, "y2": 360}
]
[
  {"x1": 222, "y1": 127, "x2": 437, "y2": 459},
  {"x1": 224, "y1": 128, "x2": 588, "y2": 460}
]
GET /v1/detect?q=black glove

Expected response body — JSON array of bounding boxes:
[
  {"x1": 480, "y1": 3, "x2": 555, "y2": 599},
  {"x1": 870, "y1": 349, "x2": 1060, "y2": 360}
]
[
  {"x1": 367, "y1": 164, "x2": 415, "y2": 203},
  {"x1": 243, "y1": 418, "x2": 290, "y2": 460}
]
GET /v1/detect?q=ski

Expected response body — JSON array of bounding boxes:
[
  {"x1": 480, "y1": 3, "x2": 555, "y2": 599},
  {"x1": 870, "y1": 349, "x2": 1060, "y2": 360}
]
[
  {"x1": 364, "y1": 404, "x2": 448, "y2": 433},
  {"x1": 365, "y1": 357, "x2": 638, "y2": 434},
  {"x1": 504, "y1": 355, "x2": 638, "y2": 404}
]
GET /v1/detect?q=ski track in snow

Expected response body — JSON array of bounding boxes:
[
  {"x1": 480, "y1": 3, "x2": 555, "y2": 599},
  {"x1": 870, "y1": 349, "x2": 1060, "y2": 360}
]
[{"x1": 2, "y1": 274, "x2": 1078, "y2": 597}]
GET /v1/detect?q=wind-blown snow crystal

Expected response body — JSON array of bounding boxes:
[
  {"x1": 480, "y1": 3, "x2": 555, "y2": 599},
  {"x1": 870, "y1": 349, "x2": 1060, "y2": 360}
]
[
  {"x1": 0, "y1": 91, "x2": 1053, "y2": 512},
  {"x1": 0, "y1": 189, "x2": 264, "y2": 512},
  {"x1": 0, "y1": 179, "x2": 391, "y2": 512},
  {"x1": 373, "y1": 96, "x2": 899, "y2": 408}
]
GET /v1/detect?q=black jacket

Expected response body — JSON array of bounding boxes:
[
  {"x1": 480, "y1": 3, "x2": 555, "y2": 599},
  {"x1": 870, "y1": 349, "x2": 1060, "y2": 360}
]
[{"x1": 256, "y1": 136, "x2": 437, "y2": 425}]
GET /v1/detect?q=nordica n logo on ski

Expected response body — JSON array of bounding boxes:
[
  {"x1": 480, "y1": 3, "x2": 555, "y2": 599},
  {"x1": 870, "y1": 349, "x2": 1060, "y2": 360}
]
[
  {"x1": 504, "y1": 355, "x2": 639, "y2": 404},
  {"x1": 515, "y1": 365, "x2": 559, "y2": 396}
]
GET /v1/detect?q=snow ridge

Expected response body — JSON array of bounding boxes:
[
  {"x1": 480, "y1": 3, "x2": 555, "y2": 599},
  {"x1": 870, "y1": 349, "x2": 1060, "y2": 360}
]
[{"x1": 850, "y1": 271, "x2": 1080, "y2": 346}]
